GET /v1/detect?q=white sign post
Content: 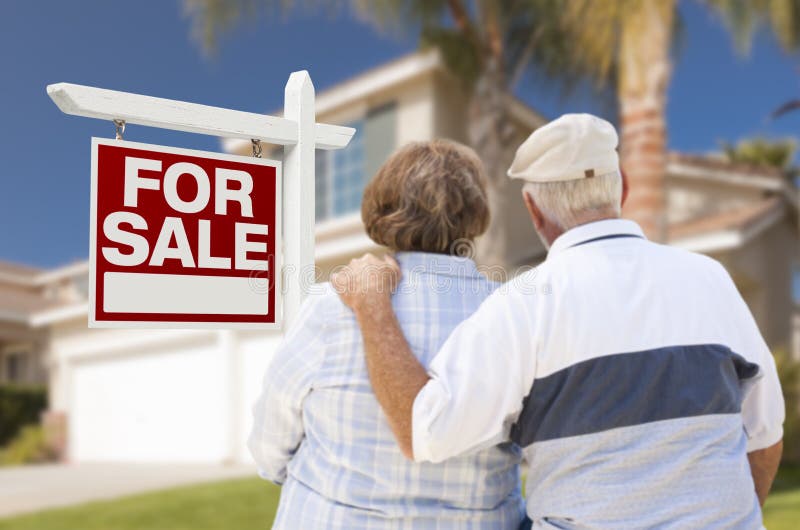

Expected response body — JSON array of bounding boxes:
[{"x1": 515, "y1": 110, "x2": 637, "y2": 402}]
[{"x1": 48, "y1": 71, "x2": 354, "y2": 329}]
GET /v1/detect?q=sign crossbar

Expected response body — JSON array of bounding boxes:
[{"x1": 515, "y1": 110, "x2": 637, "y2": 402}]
[{"x1": 47, "y1": 82, "x2": 355, "y2": 150}]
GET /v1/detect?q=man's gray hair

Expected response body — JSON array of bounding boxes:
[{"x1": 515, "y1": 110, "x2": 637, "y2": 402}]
[{"x1": 522, "y1": 171, "x2": 623, "y2": 230}]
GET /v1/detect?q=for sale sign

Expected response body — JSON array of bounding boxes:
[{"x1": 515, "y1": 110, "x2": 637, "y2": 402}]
[{"x1": 89, "y1": 138, "x2": 281, "y2": 328}]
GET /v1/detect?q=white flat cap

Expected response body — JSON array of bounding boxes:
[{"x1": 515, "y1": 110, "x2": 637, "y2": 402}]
[{"x1": 507, "y1": 113, "x2": 619, "y2": 183}]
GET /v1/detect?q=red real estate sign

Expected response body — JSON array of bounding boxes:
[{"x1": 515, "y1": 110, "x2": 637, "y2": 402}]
[{"x1": 90, "y1": 138, "x2": 281, "y2": 328}]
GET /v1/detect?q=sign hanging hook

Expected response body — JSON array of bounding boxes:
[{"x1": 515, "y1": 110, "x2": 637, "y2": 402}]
[
  {"x1": 113, "y1": 119, "x2": 126, "y2": 140},
  {"x1": 251, "y1": 139, "x2": 262, "y2": 158}
]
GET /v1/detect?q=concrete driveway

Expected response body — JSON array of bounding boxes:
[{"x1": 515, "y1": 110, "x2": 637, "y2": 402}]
[{"x1": 0, "y1": 463, "x2": 254, "y2": 518}]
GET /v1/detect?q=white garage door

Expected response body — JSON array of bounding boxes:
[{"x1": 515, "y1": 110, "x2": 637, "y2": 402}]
[{"x1": 70, "y1": 343, "x2": 231, "y2": 462}]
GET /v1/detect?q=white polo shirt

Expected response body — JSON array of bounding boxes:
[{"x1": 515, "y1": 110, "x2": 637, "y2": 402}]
[{"x1": 412, "y1": 219, "x2": 784, "y2": 529}]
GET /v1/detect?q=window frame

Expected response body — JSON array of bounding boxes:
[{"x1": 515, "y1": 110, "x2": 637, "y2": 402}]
[{"x1": 315, "y1": 118, "x2": 365, "y2": 222}]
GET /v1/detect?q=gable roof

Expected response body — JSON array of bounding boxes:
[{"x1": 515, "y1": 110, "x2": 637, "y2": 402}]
[
  {"x1": 666, "y1": 153, "x2": 797, "y2": 253},
  {"x1": 668, "y1": 197, "x2": 788, "y2": 253},
  {"x1": 223, "y1": 50, "x2": 547, "y2": 154},
  {"x1": 667, "y1": 152, "x2": 789, "y2": 192},
  {"x1": 0, "y1": 260, "x2": 42, "y2": 284},
  {"x1": 0, "y1": 261, "x2": 89, "y2": 326}
]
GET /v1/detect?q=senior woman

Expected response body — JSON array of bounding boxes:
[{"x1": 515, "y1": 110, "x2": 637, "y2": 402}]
[{"x1": 248, "y1": 139, "x2": 524, "y2": 529}]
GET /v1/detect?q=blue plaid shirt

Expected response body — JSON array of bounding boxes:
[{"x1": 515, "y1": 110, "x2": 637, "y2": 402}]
[{"x1": 249, "y1": 252, "x2": 524, "y2": 530}]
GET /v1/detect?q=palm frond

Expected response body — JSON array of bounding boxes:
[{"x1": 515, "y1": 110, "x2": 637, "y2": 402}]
[
  {"x1": 766, "y1": 0, "x2": 800, "y2": 49},
  {"x1": 721, "y1": 137, "x2": 796, "y2": 169},
  {"x1": 348, "y1": 0, "x2": 450, "y2": 35},
  {"x1": 772, "y1": 99, "x2": 800, "y2": 119},
  {"x1": 419, "y1": 27, "x2": 482, "y2": 84},
  {"x1": 704, "y1": 0, "x2": 800, "y2": 54},
  {"x1": 183, "y1": 0, "x2": 343, "y2": 54}
]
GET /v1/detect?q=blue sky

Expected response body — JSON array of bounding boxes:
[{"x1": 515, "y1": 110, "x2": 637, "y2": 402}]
[{"x1": 1, "y1": 1, "x2": 798, "y2": 268}]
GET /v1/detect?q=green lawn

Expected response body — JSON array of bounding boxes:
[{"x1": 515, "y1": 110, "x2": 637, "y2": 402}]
[
  {"x1": 763, "y1": 465, "x2": 800, "y2": 530},
  {"x1": 0, "y1": 478, "x2": 281, "y2": 530},
  {"x1": 0, "y1": 468, "x2": 798, "y2": 530}
]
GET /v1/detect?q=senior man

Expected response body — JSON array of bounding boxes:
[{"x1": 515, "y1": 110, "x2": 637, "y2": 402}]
[{"x1": 333, "y1": 113, "x2": 785, "y2": 529}]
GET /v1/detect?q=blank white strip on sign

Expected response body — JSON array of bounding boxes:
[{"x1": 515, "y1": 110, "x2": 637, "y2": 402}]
[{"x1": 104, "y1": 272, "x2": 268, "y2": 315}]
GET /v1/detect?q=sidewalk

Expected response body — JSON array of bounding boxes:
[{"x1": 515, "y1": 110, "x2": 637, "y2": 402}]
[{"x1": 0, "y1": 462, "x2": 254, "y2": 518}]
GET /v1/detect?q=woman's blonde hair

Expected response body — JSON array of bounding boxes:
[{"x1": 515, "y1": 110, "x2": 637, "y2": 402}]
[{"x1": 361, "y1": 139, "x2": 490, "y2": 254}]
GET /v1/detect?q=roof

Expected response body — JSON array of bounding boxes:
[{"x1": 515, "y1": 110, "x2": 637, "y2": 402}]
[
  {"x1": 222, "y1": 50, "x2": 547, "y2": 153},
  {"x1": 669, "y1": 197, "x2": 789, "y2": 253},
  {"x1": 0, "y1": 260, "x2": 42, "y2": 283},
  {"x1": 0, "y1": 260, "x2": 88, "y2": 288},
  {"x1": 0, "y1": 261, "x2": 89, "y2": 327},
  {"x1": 0, "y1": 288, "x2": 70, "y2": 324},
  {"x1": 665, "y1": 152, "x2": 797, "y2": 253},
  {"x1": 667, "y1": 152, "x2": 789, "y2": 192}
]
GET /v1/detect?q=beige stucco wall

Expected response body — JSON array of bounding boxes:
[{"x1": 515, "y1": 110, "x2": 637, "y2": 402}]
[
  {"x1": 667, "y1": 176, "x2": 767, "y2": 225},
  {"x1": 394, "y1": 77, "x2": 436, "y2": 145},
  {"x1": 315, "y1": 72, "x2": 436, "y2": 146},
  {"x1": 716, "y1": 217, "x2": 799, "y2": 351}
]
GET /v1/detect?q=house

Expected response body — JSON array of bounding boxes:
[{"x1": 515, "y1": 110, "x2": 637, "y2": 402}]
[
  {"x1": 1, "y1": 50, "x2": 798, "y2": 463},
  {"x1": 0, "y1": 260, "x2": 87, "y2": 385},
  {"x1": 667, "y1": 153, "x2": 799, "y2": 351}
]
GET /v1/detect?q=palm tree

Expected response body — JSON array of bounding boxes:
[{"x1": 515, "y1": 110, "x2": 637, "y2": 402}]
[
  {"x1": 558, "y1": 0, "x2": 800, "y2": 240},
  {"x1": 721, "y1": 137, "x2": 798, "y2": 186},
  {"x1": 184, "y1": 0, "x2": 800, "y2": 251},
  {"x1": 183, "y1": 1, "x2": 582, "y2": 177},
  {"x1": 183, "y1": 0, "x2": 611, "y2": 266},
  {"x1": 721, "y1": 137, "x2": 796, "y2": 170}
]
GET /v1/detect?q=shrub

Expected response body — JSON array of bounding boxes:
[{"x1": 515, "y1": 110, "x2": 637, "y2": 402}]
[
  {"x1": 0, "y1": 384, "x2": 47, "y2": 447},
  {"x1": 0, "y1": 425, "x2": 58, "y2": 466},
  {"x1": 774, "y1": 349, "x2": 800, "y2": 464}
]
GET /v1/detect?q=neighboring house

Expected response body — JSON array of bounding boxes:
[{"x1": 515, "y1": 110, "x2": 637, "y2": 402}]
[
  {"x1": 0, "y1": 50, "x2": 797, "y2": 463},
  {"x1": 667, "y1": 153, "x2": 800, "y2": 351},
  {"x1": 0, "y1": 261, "x2": 87, "y2": 385}
]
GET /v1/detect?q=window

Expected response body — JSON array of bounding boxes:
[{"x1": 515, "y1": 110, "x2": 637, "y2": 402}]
[
  {"x1": 315, "y1": 120, "x2": 364, "y2": 221},
  {"x1": 363, "y1": 102, "x2": 398, "y2": 182},
  {"x1": 7, "y1": 356, "x2": 20, "y2": 381},
  {"x1": 5, "y1": 353, "x2": 27, "y2": 383},
  {"x1": 73, "y1": 273, "x2": 89, "y2": 299},
  {"x1": 314, "y1": 102, "x2": 398, "y2": 222}
]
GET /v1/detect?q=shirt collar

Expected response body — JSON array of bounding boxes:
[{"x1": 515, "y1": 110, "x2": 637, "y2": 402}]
[
  {"x1": 394, "y1": 251, "x2": 483, "y2": 279},
  {"x1": 547, "y1": 219, "x2": 646, "y2": 259}
]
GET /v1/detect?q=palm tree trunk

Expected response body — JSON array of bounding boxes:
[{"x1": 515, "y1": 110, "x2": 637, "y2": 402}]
[
  {"x1": 468, "y1": 57, "x2": 519, "y2": 267},
  {"x1": 619, "y1": 0, "x2": 675, "y2": 242}
]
